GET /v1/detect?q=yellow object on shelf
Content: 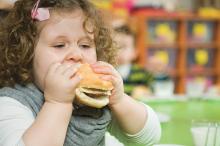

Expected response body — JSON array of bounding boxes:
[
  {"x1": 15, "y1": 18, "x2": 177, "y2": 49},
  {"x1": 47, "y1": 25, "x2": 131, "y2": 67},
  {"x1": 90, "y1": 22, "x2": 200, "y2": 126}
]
[
  {"x1": 91, "y1": 0, "x2": 133, "y2": 18},
  {"x1": 155, "y1": 50, "x2": 169, "y2": 66},
  {"x1": 195, "y1": 49, "x2": 209, "y2": 66},
  {"x1": 198, "y1": 7, "x2": 220, "y2": 19},
  {"x1": 90, "y1": 0, "x2": 112, "y2": 10},
  {"x1": 155, "y1": 23, "x2": 176, "y2": 43},
  {"x1": 112, "y1": 8, "x2": 129, "y2": 18},
  {"x1": 193, "y1": 23, "x2": 208, "y2": 38}
]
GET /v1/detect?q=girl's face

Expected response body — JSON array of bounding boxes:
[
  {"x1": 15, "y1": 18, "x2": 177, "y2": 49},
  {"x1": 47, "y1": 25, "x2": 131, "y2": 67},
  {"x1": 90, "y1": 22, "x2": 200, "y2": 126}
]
[{"x1": 33, "y1": 10, "x2": 97, "y2": 91}]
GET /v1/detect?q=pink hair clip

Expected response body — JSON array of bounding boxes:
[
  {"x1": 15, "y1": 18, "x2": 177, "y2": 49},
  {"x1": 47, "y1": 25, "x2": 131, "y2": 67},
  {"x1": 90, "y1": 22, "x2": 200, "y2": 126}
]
[{"x1": 31, "y1": 0, "x2": 50, "y2": 21}]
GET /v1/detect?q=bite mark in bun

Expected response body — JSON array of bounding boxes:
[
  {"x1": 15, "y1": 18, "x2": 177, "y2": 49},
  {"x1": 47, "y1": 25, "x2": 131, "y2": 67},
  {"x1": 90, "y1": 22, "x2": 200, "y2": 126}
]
[{"x1": 75, "y1": 63, "x2": 113, "y2": 108}]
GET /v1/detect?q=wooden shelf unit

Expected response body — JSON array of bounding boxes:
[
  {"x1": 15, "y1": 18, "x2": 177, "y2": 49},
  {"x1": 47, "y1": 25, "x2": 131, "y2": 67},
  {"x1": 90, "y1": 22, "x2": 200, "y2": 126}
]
[{"x1": 133, "y1": 12, "x2": 220, "y2": 94}]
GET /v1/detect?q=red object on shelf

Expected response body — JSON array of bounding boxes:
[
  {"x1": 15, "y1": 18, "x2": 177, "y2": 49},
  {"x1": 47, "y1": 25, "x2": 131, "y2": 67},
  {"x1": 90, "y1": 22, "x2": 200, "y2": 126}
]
[
  {"x1": 113, "y1": 0, "x2": 134, "y2": 12},
  {"x1": 131, "y1": 8, "x2": 193, "y2": 18}
]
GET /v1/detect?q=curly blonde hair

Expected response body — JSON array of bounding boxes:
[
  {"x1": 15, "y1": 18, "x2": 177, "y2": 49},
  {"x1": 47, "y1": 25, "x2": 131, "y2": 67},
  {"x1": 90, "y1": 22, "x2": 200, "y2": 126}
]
[{"x1": 0, "y1": 0, "x2": 117, "y2": 88}]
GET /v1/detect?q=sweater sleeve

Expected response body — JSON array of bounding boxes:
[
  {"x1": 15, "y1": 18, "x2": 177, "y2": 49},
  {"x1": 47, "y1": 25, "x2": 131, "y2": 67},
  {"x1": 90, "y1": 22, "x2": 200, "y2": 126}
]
[
  {"x1": 0, "y1": 97, "x2": 35, "y2": 146},
  {"x1": 107, "y1": 103, "x2": 161, "y2": 146}
]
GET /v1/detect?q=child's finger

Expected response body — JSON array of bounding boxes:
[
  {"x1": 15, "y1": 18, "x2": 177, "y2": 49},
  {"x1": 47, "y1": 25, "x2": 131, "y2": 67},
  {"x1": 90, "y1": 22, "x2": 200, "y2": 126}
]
[
  {"x1": 100, "y1": 75, "x2": 117, "y2": 84},
  {"x1": 92, "y1": 62, "x2": 119, "y2": 76},
  {"x1": 63, "y1": 64, "x2": 81, "y2": 78},
  {"x1": 91, "y1": 61, "x2": 115, "y2": 70},
  {"x1": 56, "y1": 63, "x2": 72, "y2": 74},
  {"x1": 93, "y1": 66, "x2": 113, "y2": 74},
  {"x1": 48, "y1": 62, "x2": 62, "y2": 74},
  {"x1": 70, "y1": 74, "x2": 82, "y2": 87},
  {"x1": 93, "y1": 66, "x2": 120, "y2": 78}
]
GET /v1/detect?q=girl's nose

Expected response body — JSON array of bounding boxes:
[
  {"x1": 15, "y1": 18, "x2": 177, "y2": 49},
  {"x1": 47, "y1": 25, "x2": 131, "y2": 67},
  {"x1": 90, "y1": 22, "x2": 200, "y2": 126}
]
[{"x1": 65, "y1": 46, "x2": 83, "y2": 63}]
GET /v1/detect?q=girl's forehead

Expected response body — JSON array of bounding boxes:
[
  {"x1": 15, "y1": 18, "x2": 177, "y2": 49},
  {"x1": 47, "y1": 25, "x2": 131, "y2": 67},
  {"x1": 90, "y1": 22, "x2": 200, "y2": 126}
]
[
  {"x1": 36, "y1": 9, "x2": 86, "y2": 31},
  {"x1": 41, "y1": 9, "x2": 84, "y2": 24},
  {"x1": 36, "y1": 9, "x2": 94, "y2": 40},
  {"x1": 51, "y1": 9, "x2": 84, "y2": 20}
]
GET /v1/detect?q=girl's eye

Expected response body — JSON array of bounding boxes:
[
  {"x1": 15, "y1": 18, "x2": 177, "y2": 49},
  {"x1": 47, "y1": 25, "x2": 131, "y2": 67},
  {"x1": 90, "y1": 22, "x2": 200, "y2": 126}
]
[
  {"x1": 80, "y1": 44, "x2": 91, "y2": 49},
  {"x1": 53, "y1": 43, "x2": 65, "y2": 48}
]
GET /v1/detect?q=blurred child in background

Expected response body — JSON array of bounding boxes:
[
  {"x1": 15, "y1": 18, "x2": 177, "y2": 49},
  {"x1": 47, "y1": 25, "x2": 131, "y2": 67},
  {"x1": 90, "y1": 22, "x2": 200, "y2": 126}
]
[{"x1": 113, "y1": 18, "x2": 155, "y2": 98}]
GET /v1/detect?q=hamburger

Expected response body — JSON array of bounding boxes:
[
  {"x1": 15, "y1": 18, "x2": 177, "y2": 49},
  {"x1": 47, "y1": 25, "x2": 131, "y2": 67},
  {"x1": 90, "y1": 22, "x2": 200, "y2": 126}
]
[{"x1": 75, "y1": 63, "x2": 114, "y2": 108}]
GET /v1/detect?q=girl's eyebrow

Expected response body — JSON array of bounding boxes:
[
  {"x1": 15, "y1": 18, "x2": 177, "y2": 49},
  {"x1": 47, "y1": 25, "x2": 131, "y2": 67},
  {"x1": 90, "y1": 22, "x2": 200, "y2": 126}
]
[
  {"x1": 79, "y1": 36, "x2": 94, "y2": 42},
  {"x1": 48, "y1": 34, "x2": 94, "y2": 43},
  {"x1": 47, "y1": 35, "x2": 67, "y2": 42},
  {"x1": 53, "y1": 35, "x2": 67, "y2": 40}
]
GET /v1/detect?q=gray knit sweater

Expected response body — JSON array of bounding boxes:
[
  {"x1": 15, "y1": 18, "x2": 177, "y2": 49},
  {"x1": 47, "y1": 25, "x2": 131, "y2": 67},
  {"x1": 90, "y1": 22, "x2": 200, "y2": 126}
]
[{"x1": 0, "y1": 84, "x2": 112, "y2": 146}]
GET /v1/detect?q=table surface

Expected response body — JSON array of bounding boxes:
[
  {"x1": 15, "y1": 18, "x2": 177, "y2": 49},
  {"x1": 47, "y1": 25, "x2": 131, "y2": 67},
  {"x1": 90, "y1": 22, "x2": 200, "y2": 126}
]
[{"x1": 141, "y1": 98, "x2": 220, "y2": 146}]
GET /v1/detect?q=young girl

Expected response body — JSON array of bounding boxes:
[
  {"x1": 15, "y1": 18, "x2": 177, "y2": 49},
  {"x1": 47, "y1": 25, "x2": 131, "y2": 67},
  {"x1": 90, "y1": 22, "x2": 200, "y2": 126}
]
[{"x1": 0, "y1": 0, "x2": 161, "y2": 146}]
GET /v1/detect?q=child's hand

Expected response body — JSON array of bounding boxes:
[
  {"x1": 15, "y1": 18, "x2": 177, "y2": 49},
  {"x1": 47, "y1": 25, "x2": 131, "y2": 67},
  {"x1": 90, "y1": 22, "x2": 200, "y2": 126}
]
[
  {"x1": 91, "y1": 61, "x2": 124, "y2": 106},
  {"x1": 44, "y1": 62, "x2": 82, "y2": 104}
]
